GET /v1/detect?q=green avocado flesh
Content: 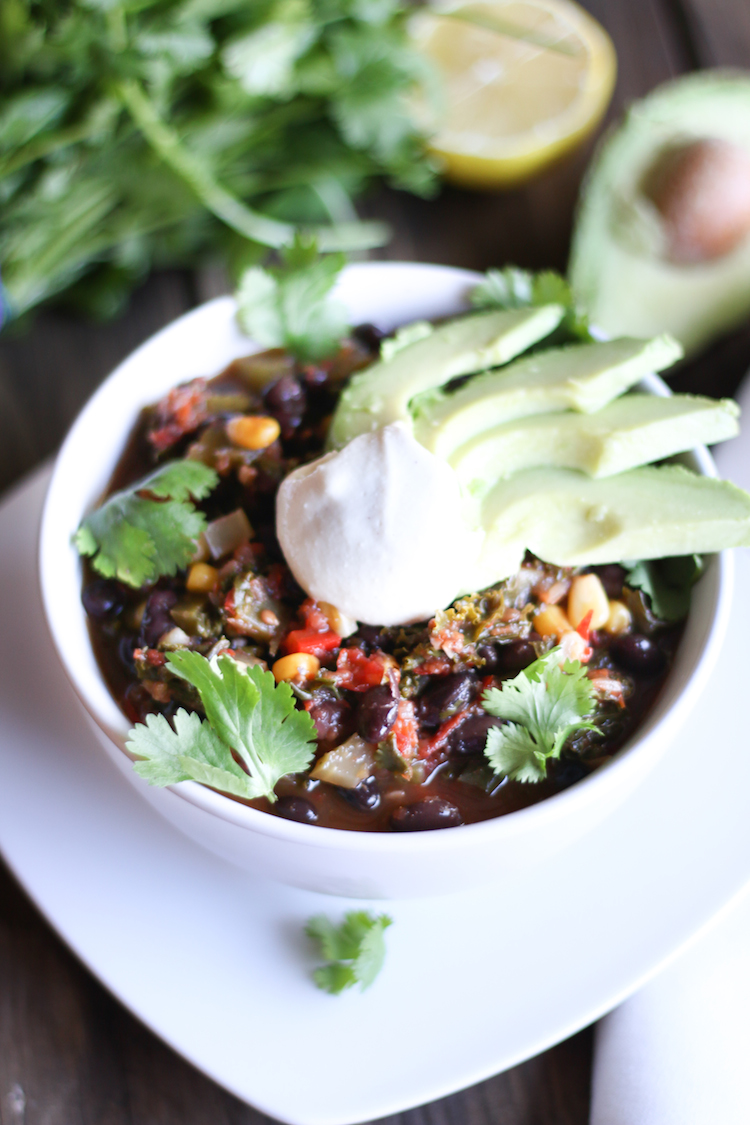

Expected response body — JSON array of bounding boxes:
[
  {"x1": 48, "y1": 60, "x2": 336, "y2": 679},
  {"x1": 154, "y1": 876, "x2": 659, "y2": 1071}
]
[
  {"x1": 470, "y1": 464, "x2": 750, "y2": 588},
  {"x1": 451, "y1": 393, "x2": 739, "y2": 491},
  {"x1": 413, "y1": 335, "x2": 683, "y2": 459},
  {"x1": 569, "y1": 71, "x2": 750, "y2": 355},
  {"x1": 327, "y1": 304, "x2": 563, "y2": 448}
]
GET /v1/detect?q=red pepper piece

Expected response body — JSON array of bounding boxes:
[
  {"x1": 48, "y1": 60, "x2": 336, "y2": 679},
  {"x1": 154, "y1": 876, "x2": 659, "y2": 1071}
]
[
  {"x1": 576, "y1": 609, "x2": 594, "y2": 642},
  {"x1": 283, "y1": 628, "x2": 341, "y2": 658}
]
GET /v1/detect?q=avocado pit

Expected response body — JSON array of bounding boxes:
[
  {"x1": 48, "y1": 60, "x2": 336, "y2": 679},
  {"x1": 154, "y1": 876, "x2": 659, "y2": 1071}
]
[{"x1": 642, "y1": 137, "x2": 750, "y2": 264}]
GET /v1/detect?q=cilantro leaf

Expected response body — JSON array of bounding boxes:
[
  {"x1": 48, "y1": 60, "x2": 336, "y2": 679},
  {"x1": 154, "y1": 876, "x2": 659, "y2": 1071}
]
[
  {"x1": 75, "y1": 461, "x2": 218, "y2": 588},
  {"x1": 482, "y1": 648, "x2": 598, "y2": 782},
  {"x1": 236, "y1": 236, "x2": 349, "y2": 361},
  {"x1": 471, "y1": 267, "x2": 593, "y2": 342},
  {"x1": 127, "y1": 652, "x2": 317, "y2": 802},
  {"x1": 306, "y1": 911, "x2": 393, "y2": 994},
  {"x1": 624, "y1": 555, "x2": 704, "y2": 623},
  {"x1": 128, "y1": 708, "x2": 264, "y2": 798}
]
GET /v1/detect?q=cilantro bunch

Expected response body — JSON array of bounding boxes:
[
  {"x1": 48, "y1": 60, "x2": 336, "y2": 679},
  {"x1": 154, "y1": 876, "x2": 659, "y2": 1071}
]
[{"x1": 0, "y1": 0, "x2": 437, "y2": 322}]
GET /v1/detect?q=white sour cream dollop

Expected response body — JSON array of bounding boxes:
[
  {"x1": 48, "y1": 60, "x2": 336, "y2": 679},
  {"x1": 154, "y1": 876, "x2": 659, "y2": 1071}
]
[{"x1": 276, "y1": 422, "x2": 482, "y2": 627}]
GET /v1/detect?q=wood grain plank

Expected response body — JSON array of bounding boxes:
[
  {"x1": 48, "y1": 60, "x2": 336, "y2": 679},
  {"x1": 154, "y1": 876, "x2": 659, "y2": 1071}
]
[
  {"x1": 0, "y1": 272, "x2": 193, "y2": 495},
  {"x1": 680, "y1": 0, "x2": 750, "y2": 67}
]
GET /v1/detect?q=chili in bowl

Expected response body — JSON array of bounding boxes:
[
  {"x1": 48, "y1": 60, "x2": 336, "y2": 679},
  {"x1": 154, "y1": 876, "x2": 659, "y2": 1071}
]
[{"x1": 39, "y1": 262, "x2": 734, "y2": 898}]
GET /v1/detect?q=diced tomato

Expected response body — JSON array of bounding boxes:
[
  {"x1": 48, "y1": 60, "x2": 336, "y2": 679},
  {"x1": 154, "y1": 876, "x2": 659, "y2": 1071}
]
[
  {"x1": 418, "y1": 709, "x2": 471, "y2": 760},
  {"x1": 148, "y1": 379, "x2": 209, "y2": 453},
  {"x1": 133, "y1": 647, "x2": 167, "y2": 668},
  {"x1": 411, "y1": 655, "x2": 453, "y2": 676},
  {"x1": 330, "y1": 646, "x2": 396, "y2": 691},
  {"x1": 392, "y1": 700, "x2": 419, "y2": 759},
  {"x1": 587, "y1": 668, "x2": 626, "y2": 708},
  {"x1": 283, "y1": 628, "x2": 341, "y2": 658},
  {"x1": 299, "y1": 598, "x2": 330, "y2": 633}
]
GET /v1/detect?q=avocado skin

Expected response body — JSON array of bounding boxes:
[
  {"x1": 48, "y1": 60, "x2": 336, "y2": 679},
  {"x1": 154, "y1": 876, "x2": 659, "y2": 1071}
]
[
  {"x1": 569, "y1": 70, "x2": 750, "y2": 355},
  {"x1": 328, "y1": 304, "x2": 563, "y2": 449},
  {"x1": 450, "y1": 392, "x2": 739, "y2": 490},
  {"x1": 413, "y1": 334, "x2": 683, "y2": 458},
  {"x1": 470, "y1": 464, "x2": 750, "y2": 590}
]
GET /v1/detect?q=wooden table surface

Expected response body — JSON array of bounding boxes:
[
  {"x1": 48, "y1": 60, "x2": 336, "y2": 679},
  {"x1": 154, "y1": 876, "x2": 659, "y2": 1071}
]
[{"x1": 1, "y1": 2, "x2": 749, "y2": 1122}]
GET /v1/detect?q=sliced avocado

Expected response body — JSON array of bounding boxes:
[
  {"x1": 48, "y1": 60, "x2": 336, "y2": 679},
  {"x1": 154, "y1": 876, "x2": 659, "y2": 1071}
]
[
  {"x1": 327, "y1": 304, "x2": 563, "y2": 449},
  {"x1": 569, "y1": 71, "x2": 750, "y2": 355},
  {"x1": 470, "y1": 464, "x2": 750, "y2": 589},
  {"x1": 413, "y1": 335, "x2": 682, "y2": 459},
  {"x1": 451, "y1": 393, "x2": 739, "y2": 491}
]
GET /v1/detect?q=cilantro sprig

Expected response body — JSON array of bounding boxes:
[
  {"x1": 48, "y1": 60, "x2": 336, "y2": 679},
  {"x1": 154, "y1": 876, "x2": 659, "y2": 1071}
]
[
  {"x1": 306, "y1": 911, "x2": 392, "y2": 994},
  {"x1": 236, "y1": 237, "x2": 349, "y2": 362},
  {"x1": 75, "y1": 461, "x2": 218, "y2": 588},
  {"x1": 127, "y1": 651, "x2": 317, "y2": 802},
  {"x1": 471, "y1": 267, "x2": 593, "y2": 342},
  {"x1": 482, "y1": 647, "x2": 598, "y2": 783}
]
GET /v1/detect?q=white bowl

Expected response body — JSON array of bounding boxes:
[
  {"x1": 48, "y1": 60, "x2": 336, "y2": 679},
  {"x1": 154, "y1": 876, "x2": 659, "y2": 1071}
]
[{"x1": 39, "y1": 262, "x2": 732, "y2": 899}]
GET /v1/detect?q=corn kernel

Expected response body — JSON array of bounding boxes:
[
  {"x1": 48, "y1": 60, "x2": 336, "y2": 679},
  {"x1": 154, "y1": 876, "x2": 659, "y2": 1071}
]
[
  {"x1": 186, "y1": 562, "x2": 219, "y2": 593},
  {"x1": 227, "y1": 414, "x2": 281, "y2": 451},
  {"x1": 604, "y1": 599, "x2": 632, "y2": 635},
  {"x1": 272, "y1": 652, "x2": 320, "y2": 684},
  {"x1": 319, "y1": 600, "x2": 358, "y2": 637},
  {"x1": 534, "y1": 604, "x2": 572, "y2": 638},
  {"x1": 567, "y1": 574, "x2": 610, "y2": 630}
]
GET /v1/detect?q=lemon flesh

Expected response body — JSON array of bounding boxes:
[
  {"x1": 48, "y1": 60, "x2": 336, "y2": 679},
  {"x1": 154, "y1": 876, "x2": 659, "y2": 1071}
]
[{"x1": 412, "y1": 0, "x2": 617, "y2": 189}]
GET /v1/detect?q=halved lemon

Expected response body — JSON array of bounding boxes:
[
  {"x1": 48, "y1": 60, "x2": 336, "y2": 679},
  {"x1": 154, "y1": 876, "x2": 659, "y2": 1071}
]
[{"x1": 411, "y1": 0, "x2": 617, "y2": 189}]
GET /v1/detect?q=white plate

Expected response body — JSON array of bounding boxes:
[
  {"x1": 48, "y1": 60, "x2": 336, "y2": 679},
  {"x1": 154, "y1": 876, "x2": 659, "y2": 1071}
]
[{"x1": 1, "y1": 464, "x2": 750, "y2": 1125}]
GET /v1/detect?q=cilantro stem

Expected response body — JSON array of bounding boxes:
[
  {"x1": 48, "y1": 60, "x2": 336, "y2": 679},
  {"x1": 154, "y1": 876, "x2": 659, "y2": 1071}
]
[{"x1": 115, "y1": 80, "x2": 390, "y2": 254}]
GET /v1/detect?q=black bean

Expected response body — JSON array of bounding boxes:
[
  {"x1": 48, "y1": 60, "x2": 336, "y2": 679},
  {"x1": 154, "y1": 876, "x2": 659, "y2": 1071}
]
[
  {"x1": 264, "y1": 375, "x2": 306, "y2": 436},
  {"x1": 390, "y1": 797, "x2": 463, "y2": 832},
  {"x1": 353, "y1": 624, "x2": 393, "y2": 654},
  {"x1": 591, "y1": 564, "x2": 626, "y2": 600},
  {"x1": 337, "y1": 776, "x2": 381, "y2": 812},
  {"x1": 448, "y1": 713, "x2": 505, "y2": 757},
  {"x1": 549, "y1": 757, "x2": 588, "y2": 789},
  {"x1": 118, "y1": 635, "x2": 137, "y2": 669},
  {"x1": 352, "y1": 323, "x2": 386, "y2": 352},
  {"x1": 276, "y1": 796, "x2": 318, "y2": 824},
  {"x1": 82, "y1": 579, "x2": 126, "y2": 620},
  {"x1": 477, "y1": 636, "x2": 540, "y2": 677},
  {"x1": 417, "y1": 671, "x2": 479, "y2": 730},
  {"x1": 141, "y1": 589, "x2": 178, "y2": 648},
  {"x1": 357, "y1": 684, "x2": 398, "y2": 743},
  {"x1": 610, "y1": 633, "x2": 666, "y2": 676},
  {"x1": 309, "y1": 699, "x2": 352, "y2": 744}
]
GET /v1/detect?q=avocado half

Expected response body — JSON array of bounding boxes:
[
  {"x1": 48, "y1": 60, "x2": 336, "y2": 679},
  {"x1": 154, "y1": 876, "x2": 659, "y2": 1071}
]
[{"x1": 569, "y1": 71, "x2": 750, "y2": 355}]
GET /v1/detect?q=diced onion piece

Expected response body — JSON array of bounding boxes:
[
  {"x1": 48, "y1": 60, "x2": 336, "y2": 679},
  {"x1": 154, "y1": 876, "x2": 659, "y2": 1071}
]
[
  {"x1": 204, "y1": 508, "x2": 253, "y2": 560},
  {"x1": 311, "y1": 735, "x2": 376, "y2": 788},
  {"x1": 227, "y1": 649, "x2": 268, "y2": 672},
  {"x1": 319, "y1": 601, "x2": 358, "y2": 638},
  {"x1": 568, "y1": 574, "x2": 610, "y2": 630},
  {"x1": 158, "y1": 627, "x2": 191, "y2": 650}
]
